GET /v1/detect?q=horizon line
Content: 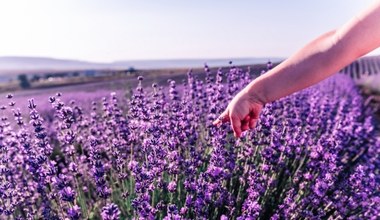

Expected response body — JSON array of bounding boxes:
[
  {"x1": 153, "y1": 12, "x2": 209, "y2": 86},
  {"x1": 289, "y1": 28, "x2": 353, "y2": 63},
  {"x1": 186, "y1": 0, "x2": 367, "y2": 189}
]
[{"x1": 0, "y1": 55, "x2": 286, "y2": 64}]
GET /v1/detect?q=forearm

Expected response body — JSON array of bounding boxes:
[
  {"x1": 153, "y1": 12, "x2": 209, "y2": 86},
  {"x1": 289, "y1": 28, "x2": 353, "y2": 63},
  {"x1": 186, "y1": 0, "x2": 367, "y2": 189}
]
[
  {"x1": 246, "y1": 30, "x2": 346, "y2": 103},
  {"x1": 245, "y1": 0, "x2": 380, "y2": 104}
]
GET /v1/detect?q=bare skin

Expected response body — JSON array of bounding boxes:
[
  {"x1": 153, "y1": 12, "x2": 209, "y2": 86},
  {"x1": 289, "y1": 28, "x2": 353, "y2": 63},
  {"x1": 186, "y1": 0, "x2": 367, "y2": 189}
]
[{"x1": 213, "y1": 1, "x2": 380, "y2": 138}]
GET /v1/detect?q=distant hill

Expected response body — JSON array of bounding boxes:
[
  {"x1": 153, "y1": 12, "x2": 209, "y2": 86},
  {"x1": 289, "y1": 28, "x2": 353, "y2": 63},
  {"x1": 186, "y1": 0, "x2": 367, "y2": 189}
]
[
  {"x1": 0, "y1": 56, "x2": 284, "y2": 76},
  {"x1": 0, "y1": 57, "x2": 110, "y2": 74}
]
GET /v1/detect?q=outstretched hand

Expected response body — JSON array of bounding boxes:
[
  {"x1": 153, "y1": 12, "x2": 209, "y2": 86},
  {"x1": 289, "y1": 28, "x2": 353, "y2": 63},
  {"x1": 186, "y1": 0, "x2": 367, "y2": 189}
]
[{"x1": 213, "y1": 89, "x2": 264, "y2": 138}]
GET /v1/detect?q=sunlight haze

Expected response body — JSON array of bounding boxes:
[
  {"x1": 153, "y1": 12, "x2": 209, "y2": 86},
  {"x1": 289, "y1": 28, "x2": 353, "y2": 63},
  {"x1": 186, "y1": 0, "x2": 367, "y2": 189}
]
[{"x1": 0, "y1": 0, "x2": 379, "y2": 62}]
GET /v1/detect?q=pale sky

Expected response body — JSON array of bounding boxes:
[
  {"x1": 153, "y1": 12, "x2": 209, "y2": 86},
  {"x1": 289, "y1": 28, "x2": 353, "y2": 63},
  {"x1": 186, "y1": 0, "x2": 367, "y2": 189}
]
[{"x1": 0, "y1": 0, "x2": 379, "y2": 62}]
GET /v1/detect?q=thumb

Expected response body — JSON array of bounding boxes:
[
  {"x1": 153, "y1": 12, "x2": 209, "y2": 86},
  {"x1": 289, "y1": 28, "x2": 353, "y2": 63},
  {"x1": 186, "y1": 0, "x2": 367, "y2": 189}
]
[{"x1": 213, "y1": 109, "x2": 230, "y2": 126}]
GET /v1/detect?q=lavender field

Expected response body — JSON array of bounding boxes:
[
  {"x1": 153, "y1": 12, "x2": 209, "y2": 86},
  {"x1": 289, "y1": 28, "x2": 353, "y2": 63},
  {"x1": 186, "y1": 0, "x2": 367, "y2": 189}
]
[{"x1": 0, "y1": 65, "x2": 379, "y2": 220}]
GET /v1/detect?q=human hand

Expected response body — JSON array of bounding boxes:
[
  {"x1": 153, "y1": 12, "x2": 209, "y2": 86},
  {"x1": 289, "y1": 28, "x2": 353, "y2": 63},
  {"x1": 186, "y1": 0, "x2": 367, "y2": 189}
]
[{"x1": 213, "y1": 88, "x2": 264, "y2": 138}]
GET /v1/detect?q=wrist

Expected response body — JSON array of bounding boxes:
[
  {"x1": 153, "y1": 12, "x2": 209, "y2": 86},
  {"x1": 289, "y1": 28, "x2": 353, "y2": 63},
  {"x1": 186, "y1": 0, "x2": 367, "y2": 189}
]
[{"x1": 242, "y1": 79, "x2": 269, "y2": 105}]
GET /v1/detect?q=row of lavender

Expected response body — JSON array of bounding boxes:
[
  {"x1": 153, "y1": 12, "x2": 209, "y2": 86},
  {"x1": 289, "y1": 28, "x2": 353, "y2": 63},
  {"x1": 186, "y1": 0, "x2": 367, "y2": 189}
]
[
  {"x1": 340, "y1": 55, "x2": 380, "y2": 79},
  {"x1": 0, "y1": 65, "x2": 379, "y2": 219}
]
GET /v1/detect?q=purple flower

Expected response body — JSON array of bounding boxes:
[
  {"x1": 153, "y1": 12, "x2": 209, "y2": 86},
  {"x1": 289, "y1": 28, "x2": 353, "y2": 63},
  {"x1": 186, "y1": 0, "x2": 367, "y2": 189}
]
[
  {"x1": 167, "y1": 181, "x2": 177, "y2": 193},
  {"x1": 0, "y1": 64, "x2": 379, "y2": 219},
  {"x1": 60, "y1": 186, "x2": 75, "y2": 202},
  {"x1": 101, "y1": 203, "x2": 121, "y2": 220},
  {"x1": 67, "y1": 205, "x2": 81, "y2": 220}
]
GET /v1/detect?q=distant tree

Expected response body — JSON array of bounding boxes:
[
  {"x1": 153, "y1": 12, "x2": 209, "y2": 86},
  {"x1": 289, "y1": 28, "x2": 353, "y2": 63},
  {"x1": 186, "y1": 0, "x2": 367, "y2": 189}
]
[
  {"x1": 31, "y1": 74, "x2": 41, "y2": 82},
  {"x1": 18, "y1": 74, "x2": 31, "y2": 89},
  {"x1": 128, "y1": 67, "x2": 136, "y2": 73},
  {"x1": 44, "y1": 73, "x2": 53, "y2": 79}
]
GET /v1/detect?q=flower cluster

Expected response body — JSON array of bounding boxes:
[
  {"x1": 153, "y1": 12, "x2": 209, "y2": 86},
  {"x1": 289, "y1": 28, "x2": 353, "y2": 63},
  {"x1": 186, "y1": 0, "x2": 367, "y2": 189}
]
[{"x1": 0, "y1": 64, "x2": 379, "y2": 219}]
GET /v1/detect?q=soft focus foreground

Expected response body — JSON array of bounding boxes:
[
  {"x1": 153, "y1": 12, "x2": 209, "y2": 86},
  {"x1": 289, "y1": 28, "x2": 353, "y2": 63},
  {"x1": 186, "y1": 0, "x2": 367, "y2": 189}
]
[{"x1": 0, "y1": 66, "x2": 379, "y2": 220}]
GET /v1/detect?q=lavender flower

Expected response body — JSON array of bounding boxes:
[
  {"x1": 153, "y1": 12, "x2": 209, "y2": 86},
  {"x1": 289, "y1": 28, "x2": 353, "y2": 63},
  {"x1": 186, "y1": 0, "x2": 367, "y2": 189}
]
[
  {"x1": 0, "y1": 64, "x2": 378, "y2": 219},
  {"x1": 101, "y1": 203, "x2": 121, "y2": 220}
]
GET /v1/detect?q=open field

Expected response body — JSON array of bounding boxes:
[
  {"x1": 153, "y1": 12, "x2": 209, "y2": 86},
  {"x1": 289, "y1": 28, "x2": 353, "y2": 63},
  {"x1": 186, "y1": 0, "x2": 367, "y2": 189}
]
[
  {"x1": 0, "y1": 61, "x2": 379, "y2": 219},
  {"x1": 0, "y1": 62, "x2": 272, "y2": 98},
  {"x1": 2, "y1": 0, "x2": 380, "y2": 219},
  {"x1": 2, "y1": 58, "x2": 379, "y2": 128}
]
